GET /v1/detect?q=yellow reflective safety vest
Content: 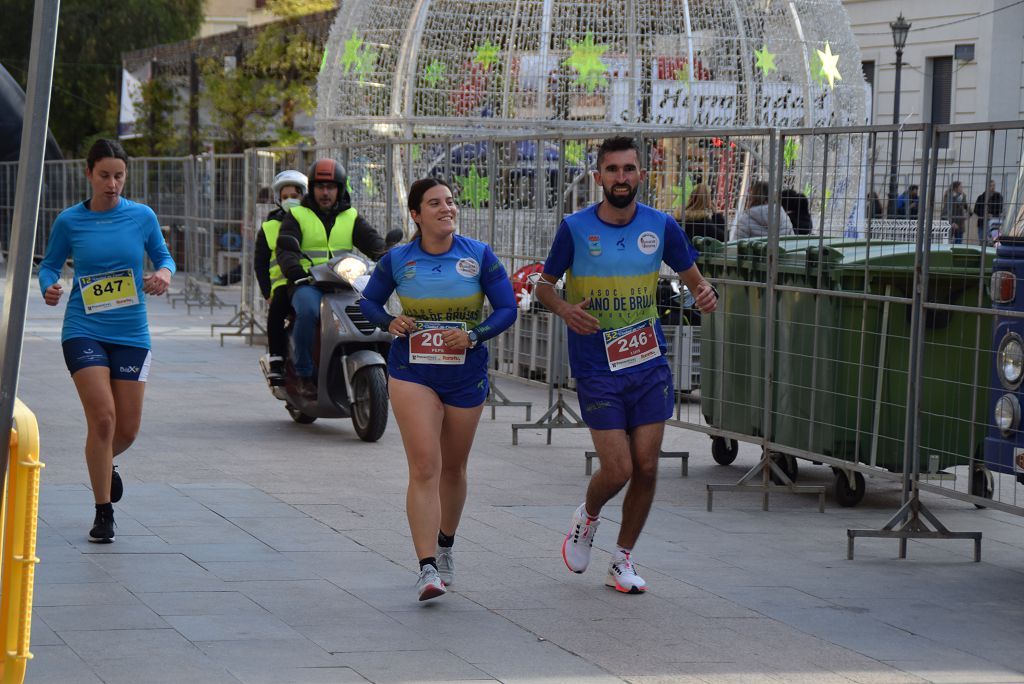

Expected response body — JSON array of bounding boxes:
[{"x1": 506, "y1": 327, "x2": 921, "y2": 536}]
[
  {"x1": 290, "y1": 206, "x2": 357, "y2": 269},
  {"x1": 260, "y1": 218, "x2": 289, "y2": 295}
]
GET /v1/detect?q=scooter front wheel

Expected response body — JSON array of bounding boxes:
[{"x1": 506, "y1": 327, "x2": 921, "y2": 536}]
[
  {"x1": 286, "y1": 403, "x2": 317, "y2": 424},
  {"x1": 351, "y1": 366, "x2": 388, "y2": 442}
]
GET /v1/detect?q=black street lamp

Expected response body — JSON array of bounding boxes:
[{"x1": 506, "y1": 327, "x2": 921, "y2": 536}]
[{"x1": 887, "y1": 13, "x2": 911, "y2": 217}]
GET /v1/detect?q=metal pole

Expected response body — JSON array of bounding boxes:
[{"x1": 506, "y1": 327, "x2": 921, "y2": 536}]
[
  {"x1": 0, "y1": 0, "x2": 60, "y2": 487},
  {"x1": 899, "y1": 124, "x2": 934, "y2": 510},
  {"x1": 887, "y1": 46, "x2": 904, "y2": 216}
]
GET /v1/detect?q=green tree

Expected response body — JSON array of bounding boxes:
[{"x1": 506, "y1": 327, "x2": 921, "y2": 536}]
[
  {"x1": 246, "y1": 1, "x2": 333, "y2": 145},
  {"x1": 201, "y1": 59, "x2": 278, "y2": 153},
  {"x1": 125, "y1": 76, "x2": 185, "y2": 157},
  {"x1": 0, "y1": 0, "x2": 203, "y2": 156}
]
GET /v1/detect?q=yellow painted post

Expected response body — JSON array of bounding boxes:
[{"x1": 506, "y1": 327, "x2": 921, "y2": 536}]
[{"x1": 0, "y1": 399, "x2": 43, "y2": 684}]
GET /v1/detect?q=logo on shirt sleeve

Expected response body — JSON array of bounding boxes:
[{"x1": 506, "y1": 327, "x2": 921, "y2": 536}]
[
  {"x1": 637, "y1": 231, "x2": 660, "y2": 255},
  {"x1": 456, "y1": 258, "x2": 480, "y2": 277}
]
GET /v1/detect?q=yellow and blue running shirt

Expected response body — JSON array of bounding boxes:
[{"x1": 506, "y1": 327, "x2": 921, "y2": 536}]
[
  {"x1": 359, "y1": 234, "x2": 517, "y2": 384},
  {"x1": 543, "y1": 202, "x2": 697, "y2": 378}
]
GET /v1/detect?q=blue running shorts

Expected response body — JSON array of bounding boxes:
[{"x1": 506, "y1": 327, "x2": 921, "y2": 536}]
[
  {"x1": 389, "y1": 365, "x2": 489, "y2": 409},
  {"x1": 62, "y1": 337, "x2": 152, "y2": 382},
  {"x1": 576, "y1": 364, "x2": 674, "y2": 431}
]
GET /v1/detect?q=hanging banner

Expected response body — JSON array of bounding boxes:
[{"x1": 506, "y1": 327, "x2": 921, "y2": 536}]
[{"x1": 118, "y1": 63, "x2": 150, "y2": 140}]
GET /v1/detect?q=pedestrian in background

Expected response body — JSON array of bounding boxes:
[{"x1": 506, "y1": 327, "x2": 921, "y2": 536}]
[
  {"x1": 942, "y1": 180, "x2": 969, "y2": 244},
  {"x1": 680, "y1": 183, "x2": 726, "y2": 242},
  {"x1": 974, "y1": 180, "x2": 1004, "y2": 244}
]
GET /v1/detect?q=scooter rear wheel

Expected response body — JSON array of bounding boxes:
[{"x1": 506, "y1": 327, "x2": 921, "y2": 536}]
[
  {"x1": 351, "y1": 366, "x2": 388, "y2": 442},
  {"x1": 286, "y1": 404, "x2": 317, "y2": 424}
]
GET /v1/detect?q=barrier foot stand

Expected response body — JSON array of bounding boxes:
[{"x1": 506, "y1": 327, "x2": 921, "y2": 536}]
[
  {"x1": 847, "y1": 491, "x2": 981, "y2": 562},
  {"x1": 167, "y1": 276, "x2": 204, "y2": 310},
  {"x1": 511, "y1": 390, "x2": 586, "y2": 446},
  {"x1": 211, "y1": 308, "x2": 266, "y2": 347},
  {"x1": 586, "y1": 450, "x2": 688, "y2": 477},
  {"x1": 706, "y1": 454, "x2": 826, "y2": 513},
  {"x1": 187, "y1": 288, "x2": 235, "y2": 316},
  {"x1": 484, "y1": 375, "x2": 532, "y2": 421}
]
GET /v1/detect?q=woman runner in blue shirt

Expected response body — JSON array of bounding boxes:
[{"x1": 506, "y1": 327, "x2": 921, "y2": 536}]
[
  {"x1": 359, "y1": 178, "x2": 516, "y2": 601},
  {"x1": 38, "y1": 139, "x2": 175, "y2": 543}
]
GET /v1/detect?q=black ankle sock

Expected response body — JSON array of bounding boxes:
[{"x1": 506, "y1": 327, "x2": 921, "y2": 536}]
[
  {"x1": 437, "y1": 531, "x2": 455, "y2": 548},
  {"x1": 95, "y1": 502, "x2": 113, "y2": 513},
  {"x1": 419, "y1": 557, "x2": 437, "y2": 570}
]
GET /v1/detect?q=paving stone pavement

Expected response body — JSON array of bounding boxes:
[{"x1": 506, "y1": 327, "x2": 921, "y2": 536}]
[{"x1": 8, "y1": 277, "x2": 1024, "y2": 684}]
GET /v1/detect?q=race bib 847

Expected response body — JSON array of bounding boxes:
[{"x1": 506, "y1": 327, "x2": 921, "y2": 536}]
[{"x1": 79, "y1": 269, "x2": 139, "y2": 315}]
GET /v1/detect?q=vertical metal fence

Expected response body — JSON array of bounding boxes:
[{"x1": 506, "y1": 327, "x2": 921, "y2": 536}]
[{"x1": 3, "y1": 123, "x2": 1024, "y2": 556}]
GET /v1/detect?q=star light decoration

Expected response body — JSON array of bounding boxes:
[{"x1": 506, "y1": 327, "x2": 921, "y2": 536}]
[
  {"x1": 815, "y1": 42, "x2": 842, "y2": 89},
  {"x1": 563, "y1": 32, "x2": 609, "y2": 92},
  {"x1": 808, "y1": 50, "x2": 826, "y2": 87},
  {"x1": 754, "y1": 45, "x2": 777, "y2": 75},
  {"x1": 362, "y1": 171, "x2": 377, "y2": 197},
  {"x1": 457, "y1": 164, "x2": 490, "y2": 209},
  {"x1": 784, "y1": 139, "x2": 800, "y2": 169},
  {"x1": 474, "y1": 40, "x2": 501, "y2": 70},
  {"x1": 565, "y1": 141, "x2": 586, "y2": 167},
  {"x1": 672, "y1": 174, "x2": 695, "y2": 209},
  {"x1": 341, "y1": 30, "x2": 377, "y2": 82},
  {"x1": 422, "y1": 60, "x2": 446, "y2": 88}
]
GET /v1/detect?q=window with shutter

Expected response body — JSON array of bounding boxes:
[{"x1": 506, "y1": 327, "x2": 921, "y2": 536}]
[
  {"x1": 862, "y1": 61, "x2": 875, "y2": 123},
  {"x1": 929, "y1": 56, "x2": 953, "y2": 148}
]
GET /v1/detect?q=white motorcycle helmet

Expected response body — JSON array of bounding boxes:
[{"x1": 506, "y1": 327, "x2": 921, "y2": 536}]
[{"x1": 271, "y1": 170, "x2": 308, "y2": 199}]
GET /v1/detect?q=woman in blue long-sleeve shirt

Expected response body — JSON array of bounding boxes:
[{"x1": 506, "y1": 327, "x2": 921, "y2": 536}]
[
  {"x1": 38, "y1": 139, "x2": 175, "y2": 543},
  {"x1": 359, "y1": 178, "x2": 516, "y2": 601}
]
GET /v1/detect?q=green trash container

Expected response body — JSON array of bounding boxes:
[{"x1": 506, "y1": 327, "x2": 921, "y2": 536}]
[
  {"x1": 697, "y1": 236, "x2": 840, "y2": 444},
  {"x1": 770, "y1": 242, "x2": 993, "y2": 476},
  {"x1": 696, "y1": 237, "x2": 767, "y2": 442}
]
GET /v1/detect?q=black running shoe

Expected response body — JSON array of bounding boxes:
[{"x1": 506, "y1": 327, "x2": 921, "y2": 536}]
[
  {"x1": 268, "y1": 359, "x2": 285, "y2": 386},
  {"x1": 89, "y1": 508, "x2": 116, "y2": 543},
  {"x1": 111, "y1": 466, "x2": 123, "y2": 503}
]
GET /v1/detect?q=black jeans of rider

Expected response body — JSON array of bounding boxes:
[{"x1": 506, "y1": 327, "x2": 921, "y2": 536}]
[{"x1": 267, "y1": 287, "x2": 291, "y2": 358}]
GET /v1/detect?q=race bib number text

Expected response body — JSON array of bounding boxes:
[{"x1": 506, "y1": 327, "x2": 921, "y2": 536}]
[
  {"x1": 410, "y1": 321, "x2": 467, "y2": 365},
  {"x1": 603, "y1": 319, "x2": 661, "y2": 371},
  {"x1": 79, "y1": 269, "x2": 139, "y2": 315}
]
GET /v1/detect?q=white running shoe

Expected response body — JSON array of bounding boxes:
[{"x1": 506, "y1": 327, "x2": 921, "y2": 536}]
[
  {"x1": 605, "y1": 550, "x2": 647, "y2": 594},
  {"x1": 436, "y1": 546, "x2": 455, "y2": 586},
  {"x1": 416, "y1": 564, "x2": 446, "y2": 601},
  {"x1": 562, "y1": 503, "x2": 600, "y2": 573}
]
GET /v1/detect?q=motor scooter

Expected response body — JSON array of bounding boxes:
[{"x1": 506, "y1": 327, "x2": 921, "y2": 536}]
[{"x1": 260, "y1": 232, "x2": 401, "y2": 441}]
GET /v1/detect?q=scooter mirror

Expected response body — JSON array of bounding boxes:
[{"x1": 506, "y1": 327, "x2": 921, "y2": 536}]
[{"x1": 384, "y1": 229, "x2": 404, "y2": 248}]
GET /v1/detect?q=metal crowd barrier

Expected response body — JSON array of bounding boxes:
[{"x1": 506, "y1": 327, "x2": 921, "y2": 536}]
[{"x1": 4, "y1": 122, "x2": 1023, "y2": 560}]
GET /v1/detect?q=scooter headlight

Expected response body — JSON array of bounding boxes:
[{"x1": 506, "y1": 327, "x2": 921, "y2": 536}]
[
  {"x1": 333, "y1": 257, "x2": 368, "y2": 284},
  {"x1": 998, "y1": 334, "x2": 1024, "y2": 388},
  {"x1": 995, "y1": 394, "x2": 1021, "y2": 436}
]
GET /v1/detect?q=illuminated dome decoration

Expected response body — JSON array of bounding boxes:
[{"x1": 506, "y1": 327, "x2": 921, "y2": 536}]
[
  {"x1": 316, "y1": 0, "x2": 869, "y2": 236},
  {"x1": 317, "y1": 0, "x2": 866, "y2": 138}
]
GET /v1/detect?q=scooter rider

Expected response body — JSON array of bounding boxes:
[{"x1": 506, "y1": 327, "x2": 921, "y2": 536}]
[
  {"x1": 276, "y1": 159, "x2": 388, "y2": 398},
  {"x1": 255, "y1": 169, "x2": 307, "y2": 385}
]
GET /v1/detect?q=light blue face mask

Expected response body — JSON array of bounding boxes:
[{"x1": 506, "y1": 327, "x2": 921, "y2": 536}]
[{"x1": 281, "y1": 198, "x2": 302, "y2": 211}]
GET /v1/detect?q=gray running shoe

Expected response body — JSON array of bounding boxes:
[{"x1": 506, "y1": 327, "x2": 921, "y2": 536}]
[
  {"x1": 436, "y1": 546, "x2": 455, "y2": 586},
  {"x1": 416, "y1": 564, "x2": 446, "y2": 601}
]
